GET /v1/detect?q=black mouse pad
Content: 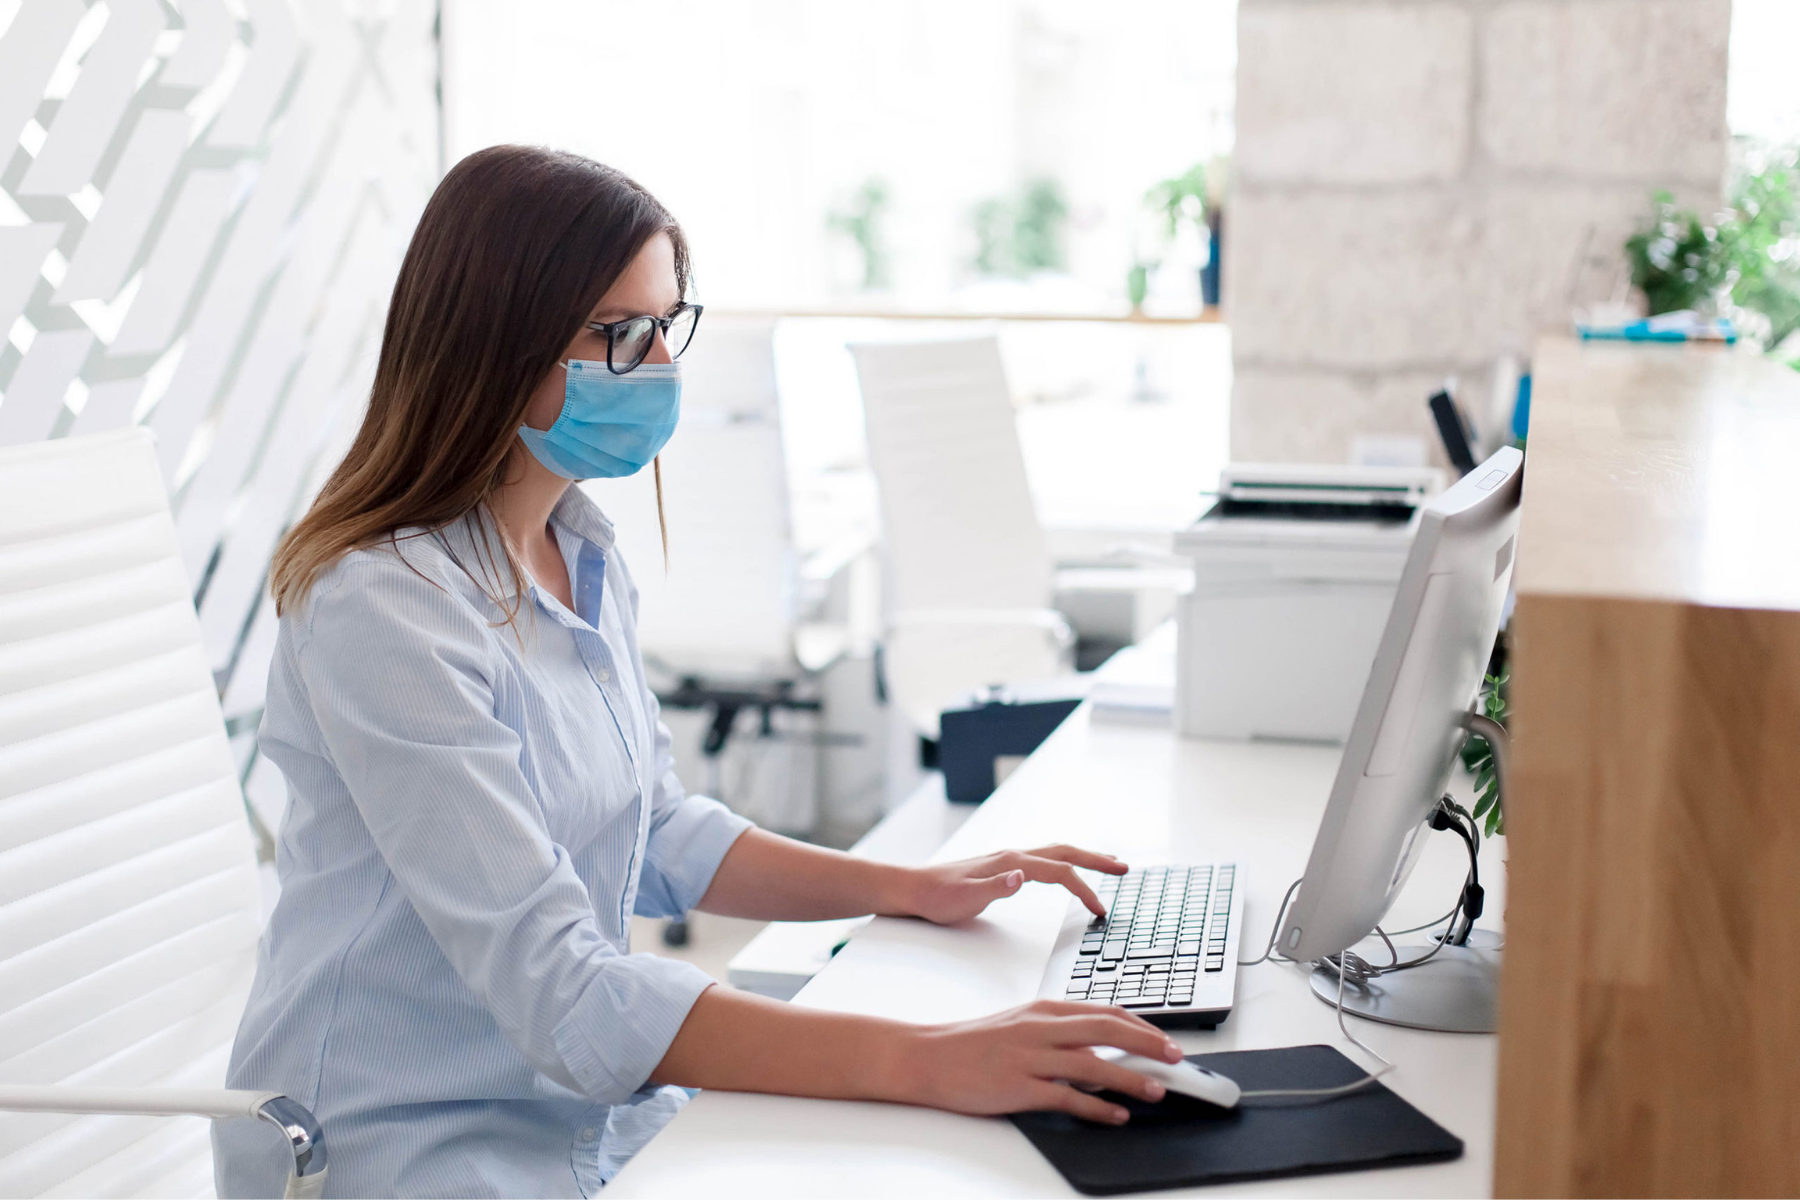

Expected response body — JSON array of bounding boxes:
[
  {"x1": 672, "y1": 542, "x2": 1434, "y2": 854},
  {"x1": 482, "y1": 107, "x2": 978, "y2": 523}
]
[{"x1": 1008, "y1": 1044, "x2": 1463, "y2": 1195}]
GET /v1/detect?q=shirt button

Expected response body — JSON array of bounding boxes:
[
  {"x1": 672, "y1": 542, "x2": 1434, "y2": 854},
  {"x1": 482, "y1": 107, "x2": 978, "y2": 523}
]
[
  {"x1": 579, "y1": 1127, "x2": 598, "y2": 1142},
  {"x1": 596, "y1": 668, "x2": 610, "y2": 683}
]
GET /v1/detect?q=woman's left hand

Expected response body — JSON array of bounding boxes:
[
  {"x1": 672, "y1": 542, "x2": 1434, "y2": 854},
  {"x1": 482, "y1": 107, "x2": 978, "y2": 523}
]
[{"x1": 895, "y1": 845, "x2": 1128, "y2": 926}]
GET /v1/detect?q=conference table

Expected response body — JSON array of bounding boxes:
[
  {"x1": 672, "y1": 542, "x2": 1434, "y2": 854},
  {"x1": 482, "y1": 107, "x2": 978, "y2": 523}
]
[{"x1": 609, "y1": 703, "x2": 1504, "y2": 1197}]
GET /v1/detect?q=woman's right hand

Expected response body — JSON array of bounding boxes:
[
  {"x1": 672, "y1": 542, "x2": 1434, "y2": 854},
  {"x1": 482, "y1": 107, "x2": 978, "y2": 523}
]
[{"x1": 888, "y1": 1000, "x2": 1185, "y2": 1125}]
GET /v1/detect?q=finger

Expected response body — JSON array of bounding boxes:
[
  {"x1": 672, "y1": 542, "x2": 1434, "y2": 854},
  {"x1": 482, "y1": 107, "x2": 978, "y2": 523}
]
[
  {"x1": 968, "y1": 869, "x2": 1026, "y2": 905},
  {"x1": 1042, "y1": 1050, "x2": 1167, "y2": 1103},
  {"x1": 1017, "y1": 857, "x2": 1107, "y2": 917},
  {"x1": 1024, "y1": 1080, "x2": 1130, "y2": 1125},
  {"x1": 1037, "y1": 1011, "x2": 1183, "y2": 1062},
  {"x1": 1028, "y1": 844, "x2": 1129, "y2": 875}
]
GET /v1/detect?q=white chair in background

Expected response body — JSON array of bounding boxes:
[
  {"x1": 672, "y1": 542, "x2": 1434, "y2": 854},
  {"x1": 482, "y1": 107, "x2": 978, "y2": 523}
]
[
  {"x1": 0, "y1": 430, "x2": 326, "y2": 1199},
  {"x1": 583, "y1": 317, "x2": 848, "y2": 838},
  {"x1": 848, "y1": 337, "x2": 1080, "y2": 736},
  {"x1": 584, "y1": 317, "x2": 839, "y2": 683}
]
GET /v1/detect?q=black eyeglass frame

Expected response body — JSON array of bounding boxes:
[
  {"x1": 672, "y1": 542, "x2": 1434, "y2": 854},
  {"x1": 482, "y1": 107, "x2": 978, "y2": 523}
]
[{"x1": 585, "y1": 303, "x2": 704, "y2": 375}]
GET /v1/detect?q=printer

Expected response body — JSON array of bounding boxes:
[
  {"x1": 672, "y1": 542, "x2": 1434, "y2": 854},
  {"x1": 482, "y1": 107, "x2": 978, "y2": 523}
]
[{"x1": 1174, "y1": 463, "x2": 1443, "y2": 743}]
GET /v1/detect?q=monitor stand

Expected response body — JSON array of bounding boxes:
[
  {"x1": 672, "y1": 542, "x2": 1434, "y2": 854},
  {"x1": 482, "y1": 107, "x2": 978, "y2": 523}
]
[
  {"x1": 1309, "y1": 710, "x2": 1511, "y2": 1033},
  {"x1": 1308, "y1": 929, "x2": 1501, "y2": 1033}
]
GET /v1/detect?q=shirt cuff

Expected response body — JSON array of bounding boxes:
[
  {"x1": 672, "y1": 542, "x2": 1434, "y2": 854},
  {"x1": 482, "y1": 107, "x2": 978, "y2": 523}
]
[
  {"x1": 554, "y1": 953, "x2": 717, "y2": 1104},
  {"x1": 635, "y1": 795, "x2": 754, "y2": 918}
]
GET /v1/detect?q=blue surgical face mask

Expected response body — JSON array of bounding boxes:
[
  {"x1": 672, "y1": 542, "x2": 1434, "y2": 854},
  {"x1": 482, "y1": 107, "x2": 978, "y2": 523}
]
[{"x1": 517, "y1": 359, "x2": 682, "y2": 480}]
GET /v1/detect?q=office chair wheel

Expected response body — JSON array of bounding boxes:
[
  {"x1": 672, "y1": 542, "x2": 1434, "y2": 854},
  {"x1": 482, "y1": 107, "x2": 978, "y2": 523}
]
[{"x1": 661, "y1": 917, "x2": 691, "y2": 948}]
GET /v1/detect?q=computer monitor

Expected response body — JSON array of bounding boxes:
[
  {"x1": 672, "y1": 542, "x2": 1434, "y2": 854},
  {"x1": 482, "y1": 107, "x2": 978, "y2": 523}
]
[{"x1": 1275, "y1": 445, "x2": 1523, "y2": 1032}]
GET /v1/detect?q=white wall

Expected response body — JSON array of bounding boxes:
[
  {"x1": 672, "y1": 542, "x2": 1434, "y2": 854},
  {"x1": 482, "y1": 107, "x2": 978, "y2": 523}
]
[
  {"x1": 1227, "y1": 0, "x2": 1732, "y2": 464},
  {"x1": 1728, "y1": 0, "x2": 1800, "y2": 146}
]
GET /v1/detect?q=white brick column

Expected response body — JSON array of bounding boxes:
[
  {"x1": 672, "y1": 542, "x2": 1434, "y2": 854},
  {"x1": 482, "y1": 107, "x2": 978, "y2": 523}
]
[{"x1": 1228, "y1": 0, "x2": 1731, "y2": 463}]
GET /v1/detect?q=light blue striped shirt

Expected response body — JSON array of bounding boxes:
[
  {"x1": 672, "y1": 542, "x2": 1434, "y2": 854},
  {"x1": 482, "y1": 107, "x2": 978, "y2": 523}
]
[{"x1": 215, "y1": 489, "x2": 753, "y2": 1198}]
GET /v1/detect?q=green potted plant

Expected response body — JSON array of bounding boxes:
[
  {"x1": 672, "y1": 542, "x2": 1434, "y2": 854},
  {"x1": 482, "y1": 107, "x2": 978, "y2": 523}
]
[
  {"x1": 1623, "y1": 144, "x2": 1800, "y2": 363},
  {"x1": 827, "y1": 178, "x2": 892, "y2": 291},
  {"x1": 1134, "y1": 162, "x2": 1221, "y2": 310},
  {"x1": 971, "y1": 178, "x2": 1069, "y2": 279},
  {"x1": 1461, "y1": 671, "x2": 1508, "y2": 837}
]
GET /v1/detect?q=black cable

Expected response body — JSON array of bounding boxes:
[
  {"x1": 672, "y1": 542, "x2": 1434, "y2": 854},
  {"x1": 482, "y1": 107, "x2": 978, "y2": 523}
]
[{"x1": 1428, "y1": 797, "x2": 1483, "y2": 945}]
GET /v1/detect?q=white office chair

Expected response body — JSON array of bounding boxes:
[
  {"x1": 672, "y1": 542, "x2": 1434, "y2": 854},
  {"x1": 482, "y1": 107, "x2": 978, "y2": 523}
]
[
  {"x1": 583, "y1": 317, "x2": 840, "y2": 835},
  {"x1": 584, "y1": 318, "x2": 819, "y2": 681},
  {"x1": 849, "y1": 337, "x2": 1077, "y2": 737},
  {"x1": 0, "y1": 430, "x2": 326, "y2": 1199}
]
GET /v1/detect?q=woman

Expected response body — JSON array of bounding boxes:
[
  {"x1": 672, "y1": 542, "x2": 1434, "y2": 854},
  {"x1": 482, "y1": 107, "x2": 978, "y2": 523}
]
[{"x1": 217, "y1": 146, "x2": 1179, "y2": 1199}]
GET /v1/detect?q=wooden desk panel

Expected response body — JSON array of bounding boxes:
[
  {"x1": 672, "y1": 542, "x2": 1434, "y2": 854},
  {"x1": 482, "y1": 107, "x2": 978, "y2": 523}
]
[
  {"x1": 1496, "y1": 339, "x2": 1800, "y2": 1197},
  {"x1": 1513, "y1": 338, "x2": 1800, "y2": 611}
]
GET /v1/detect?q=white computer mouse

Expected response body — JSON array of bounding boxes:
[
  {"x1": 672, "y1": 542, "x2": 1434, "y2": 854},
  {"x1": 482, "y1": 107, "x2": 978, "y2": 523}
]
[{"x1": 1094, "y1": 1046, "x2": 1241, "y2": 1108}]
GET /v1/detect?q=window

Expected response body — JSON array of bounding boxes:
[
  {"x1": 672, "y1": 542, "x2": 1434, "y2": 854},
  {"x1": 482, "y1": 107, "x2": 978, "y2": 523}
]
[{"x1": 445, "y1": 0, "x2": 1236, "y2": 315}]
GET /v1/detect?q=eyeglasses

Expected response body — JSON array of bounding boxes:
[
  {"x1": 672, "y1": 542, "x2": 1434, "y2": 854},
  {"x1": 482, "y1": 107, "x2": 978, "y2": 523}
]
[{"x1": 586, "y1": 303, "x2": 703, "y2": 374}]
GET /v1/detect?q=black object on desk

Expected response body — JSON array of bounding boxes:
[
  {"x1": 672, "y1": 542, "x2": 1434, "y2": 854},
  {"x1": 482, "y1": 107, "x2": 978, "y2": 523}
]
[
  {"x1": 1428, "y1": 388, "x2": 1479, "y2": 476},
  {"x1": 938, "y1": 694, "x2": 1082, "y2": 803},
  {"x1": 1010, "y1": 1044, "x2": 1463, "y2": 1195}
]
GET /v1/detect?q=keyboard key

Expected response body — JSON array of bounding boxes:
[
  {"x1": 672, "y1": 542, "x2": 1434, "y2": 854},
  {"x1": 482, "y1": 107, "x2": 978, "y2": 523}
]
[{"x1": 1058, "y1": 865, "x2": 1239, "y2": 1004}]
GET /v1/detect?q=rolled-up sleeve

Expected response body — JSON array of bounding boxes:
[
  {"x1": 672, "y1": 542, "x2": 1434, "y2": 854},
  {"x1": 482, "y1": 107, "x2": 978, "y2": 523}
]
[
  {"x1": 296, "y1": 559, "x2": 715, "y2": 1103},
  {"x1": 632, "y1": 696, "x2": 753, "y2": 919}
]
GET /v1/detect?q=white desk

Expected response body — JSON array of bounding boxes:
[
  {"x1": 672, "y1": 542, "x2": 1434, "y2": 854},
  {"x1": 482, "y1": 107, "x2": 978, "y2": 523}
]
[{"x1": 611, "y1": 706, "x2": 1503, "y2": 1197}]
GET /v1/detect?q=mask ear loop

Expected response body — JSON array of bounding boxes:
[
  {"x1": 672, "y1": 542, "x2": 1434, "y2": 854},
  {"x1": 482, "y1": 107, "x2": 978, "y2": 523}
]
[{"x1": 653, "y1": 455, "x2": 669, "y2": 571}]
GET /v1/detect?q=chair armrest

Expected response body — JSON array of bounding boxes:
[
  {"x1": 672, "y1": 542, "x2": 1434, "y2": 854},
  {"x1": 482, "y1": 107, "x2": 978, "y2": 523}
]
[{"x1": 0, "y1": 1086, "x2": 327, "y2": 1197}]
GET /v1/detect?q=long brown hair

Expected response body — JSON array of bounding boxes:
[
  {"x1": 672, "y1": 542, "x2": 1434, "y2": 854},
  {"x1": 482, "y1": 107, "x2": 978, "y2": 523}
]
[{"x1": 270, "y1": 145, "x2": 688, "y2": 616}]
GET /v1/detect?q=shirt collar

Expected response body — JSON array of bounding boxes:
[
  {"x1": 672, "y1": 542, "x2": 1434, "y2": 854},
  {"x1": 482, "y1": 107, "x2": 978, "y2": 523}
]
[
  {"x1": 550, "y1": 485, "x2": 616, "y2": 554},
  {"x1": 421, "y1": 487, "x2": 617, "y2": 603}
]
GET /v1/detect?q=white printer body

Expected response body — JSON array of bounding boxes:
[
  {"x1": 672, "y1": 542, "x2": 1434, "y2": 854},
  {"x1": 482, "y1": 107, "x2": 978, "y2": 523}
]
[{"x1": 1174, "y1": 463, "x2": 1444, "y2": 743}]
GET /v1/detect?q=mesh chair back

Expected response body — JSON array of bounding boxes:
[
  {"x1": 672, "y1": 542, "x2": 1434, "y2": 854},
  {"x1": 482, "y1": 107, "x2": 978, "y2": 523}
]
[{"x1": 0, "y1": 429, "x2": 262, "y2": 1197}]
